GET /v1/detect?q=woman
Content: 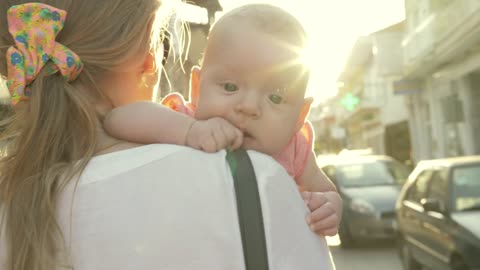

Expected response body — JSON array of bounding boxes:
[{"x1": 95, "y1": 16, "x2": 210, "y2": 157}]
[{"x1": 0, "y1": 0, "x2": 335, "y2": 269}]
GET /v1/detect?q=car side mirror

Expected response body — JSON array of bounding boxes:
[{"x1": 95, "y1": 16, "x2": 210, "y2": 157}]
[{"x1": 421, "y1": 198, "x2": 443, "y2": 213}]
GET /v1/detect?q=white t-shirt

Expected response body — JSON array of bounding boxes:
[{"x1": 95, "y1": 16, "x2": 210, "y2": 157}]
[{"x1": 1, "y1": 144, "x2": 335, "y2": 270}]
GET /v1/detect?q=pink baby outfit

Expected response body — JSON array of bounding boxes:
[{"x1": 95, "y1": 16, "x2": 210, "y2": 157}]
[{"x1": 161, "y1": 93, "x2": 314, "y2": 184}]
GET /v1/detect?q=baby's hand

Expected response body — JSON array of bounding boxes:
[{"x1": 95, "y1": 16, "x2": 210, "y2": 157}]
[
  {"x1": 301, "y1": 191, "x2": 343, "y2": 236},
  {"x1": 186, "y1": 117, "x2": 243, "y2": 153}
]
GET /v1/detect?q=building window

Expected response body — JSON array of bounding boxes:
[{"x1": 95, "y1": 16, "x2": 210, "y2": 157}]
[{"x1": 406, "y1": 169, "x2": 433, "y2": 204}]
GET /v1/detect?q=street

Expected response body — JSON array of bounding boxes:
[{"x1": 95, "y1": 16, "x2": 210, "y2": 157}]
[{"x1": 327, "y1": 235, "x2": 403, "y2": 270}]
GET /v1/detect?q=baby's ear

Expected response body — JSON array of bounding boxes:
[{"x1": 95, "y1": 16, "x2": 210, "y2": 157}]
[
  {"x1": 189, "y1": 66, "x2": 201, "y2": 106},
  {"x1": 296, "y1": 97, "x2": 313, "y2": 131}
]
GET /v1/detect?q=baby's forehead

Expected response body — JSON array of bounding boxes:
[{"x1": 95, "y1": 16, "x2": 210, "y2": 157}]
[
  {"x1": 205, "y1": 25, "x2": 304, "y2": 70},
  {"x1": 210, "y1": 20, "x2": 304, "y2": 53},
  {"x1": 206, "y1": 57, "x2": 304, "y2": 81}
]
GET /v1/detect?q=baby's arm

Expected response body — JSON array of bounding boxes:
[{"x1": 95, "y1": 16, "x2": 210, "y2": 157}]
[
  {"x1": 104, "y1": 101, "x2": 243, "y2": 152},
  {"x1": 298, "y1": 151, "x2": 336, "y2": 192},
  {"x1": 298, "y1": 151, "x2": 343, "y2": 236}
]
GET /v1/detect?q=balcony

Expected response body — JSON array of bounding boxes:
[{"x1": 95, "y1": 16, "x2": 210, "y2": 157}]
[
  {"x1": 403, "y1": 0, "x2": 480, "y2": 75},
  {"x1": 433, "y1": 0, "x2": 480, "y2": 59},
  {"x1": 402, "y1": 14, "x2": 436, "y2": 68}
]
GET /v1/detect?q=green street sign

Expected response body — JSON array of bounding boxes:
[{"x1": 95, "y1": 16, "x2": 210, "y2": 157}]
[{"x1": 341, "y1": 93, "x2": 359, "y2": 111}]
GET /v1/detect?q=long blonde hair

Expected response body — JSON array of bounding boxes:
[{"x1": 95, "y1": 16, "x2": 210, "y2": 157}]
[{"x1": 0, "y1": 0, "x2": 167, "y2": 269}]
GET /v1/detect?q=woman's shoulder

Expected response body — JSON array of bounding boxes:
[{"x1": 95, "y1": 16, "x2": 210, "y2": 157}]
[
  {"x1": 82, "y1": 144, "x2": 202, "y2": 184},
  {"x1": 81, "y1": 145, "x2": 286, "y2": 186},
  {"x1": 91, "y1": 145, "x2": 281, "y2": 170}
]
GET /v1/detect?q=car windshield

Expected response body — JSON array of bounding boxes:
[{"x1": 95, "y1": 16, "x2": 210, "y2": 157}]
[
  {"x1": 335, "y1": 160, "x2": 409, "y2": 188},
  {"x1": 452, "y1": 163, "x2": 480, "y2": 212}
]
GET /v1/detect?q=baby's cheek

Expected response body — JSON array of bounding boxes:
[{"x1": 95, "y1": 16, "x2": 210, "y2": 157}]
[{"x1": 262, "y1": 138, "x2": 288, "y2": 156}]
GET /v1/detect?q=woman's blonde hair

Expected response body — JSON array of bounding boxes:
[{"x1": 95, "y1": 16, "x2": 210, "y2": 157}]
[{"x1": 0, "y1": 0, "x2": 168, "y2": 269}]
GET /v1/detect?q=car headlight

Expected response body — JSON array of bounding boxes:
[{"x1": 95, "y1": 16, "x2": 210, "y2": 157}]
[{"x1": 350, "y1": 199, "x2": 375, "y2": 214}]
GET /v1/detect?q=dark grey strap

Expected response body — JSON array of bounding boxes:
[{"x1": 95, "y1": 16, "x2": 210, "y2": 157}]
[{"x1": 226, "y1": 149, "x2": 269, "y2": 270}]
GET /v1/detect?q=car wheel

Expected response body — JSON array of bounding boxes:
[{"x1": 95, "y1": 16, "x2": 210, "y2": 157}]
[
  {"x1": 450, "y1": 255, "x2": 469, "y2": 270},
  {"x1": 399, "y1": 237, "x2": 422, "y2": 270},
  {"x1": 338, "y1": 220, "x2": 354, "y2": 248}
]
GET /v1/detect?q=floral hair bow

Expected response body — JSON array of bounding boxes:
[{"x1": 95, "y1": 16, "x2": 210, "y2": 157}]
[{"x1": 6, "y1": 3, "x2": 83, "y2": 105}]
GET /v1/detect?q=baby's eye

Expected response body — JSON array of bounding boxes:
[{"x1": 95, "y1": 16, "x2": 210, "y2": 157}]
[
  {"x1": 223, "y1": 83, "x2": 239, "y2": 92},
  {"x1": 269, "y1": 94, "x2": 284, "y2": 104},
  {"x1": 268, "y1": 87, "x2": 288, "y2": 104}
]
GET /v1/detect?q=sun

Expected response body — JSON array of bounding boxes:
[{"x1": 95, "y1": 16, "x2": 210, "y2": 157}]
[{"x1": 298, "y1": 41, "x2": 315, "y2": 71}]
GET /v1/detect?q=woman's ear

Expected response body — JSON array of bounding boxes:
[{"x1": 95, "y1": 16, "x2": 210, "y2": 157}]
[
  {"x1": 143, "y1": 51, "x2": 156, "y2": 74},
  {"x1": 189, "y1": 66, "x2": 201, "y2": 105},
  {"x1": 142, "y1": 17, "x2": 157, "y2": 74},
  {"x1": 296, "y1": 97, "x2": 313, "y2": 131}
]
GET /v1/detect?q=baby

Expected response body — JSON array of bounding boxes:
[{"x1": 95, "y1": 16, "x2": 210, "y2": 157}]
[{"x1": 105, "y1": 4, "x2": 342, "y2": 236}]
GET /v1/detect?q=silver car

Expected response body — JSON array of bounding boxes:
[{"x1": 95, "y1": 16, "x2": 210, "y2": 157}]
[
  {"x1": 396, "y1": 156, "x2": 480, "y2": 270},
  {"x1": 322, "y1": 155, "x2": 410, "y2": 248}
]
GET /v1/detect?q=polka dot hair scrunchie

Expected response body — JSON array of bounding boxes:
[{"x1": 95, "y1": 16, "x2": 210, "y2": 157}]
[{"x1": 5, "y1": 3, "x2": 83, "y2": 105}]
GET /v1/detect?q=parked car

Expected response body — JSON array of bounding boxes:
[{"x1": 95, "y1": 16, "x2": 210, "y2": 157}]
[
  {"x1": 396, "y1": 156, "x2": 480, "y2": 270},
  {"x1": 321, "y1": 155, "x2": 410, "y2": 248}
]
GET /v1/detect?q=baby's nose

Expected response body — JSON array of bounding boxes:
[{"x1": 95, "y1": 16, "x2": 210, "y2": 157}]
[{"x1": 235, "y1": 93, "x2": 261, "y2": 118}]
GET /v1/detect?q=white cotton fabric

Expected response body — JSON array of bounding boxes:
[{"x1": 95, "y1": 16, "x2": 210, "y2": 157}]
[{"x1": 1, "y1": 144, "x2": 335, "y2": 270}]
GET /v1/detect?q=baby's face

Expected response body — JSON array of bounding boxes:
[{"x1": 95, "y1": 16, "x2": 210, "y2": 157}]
[{"x1": 193, "y1": 24, "x2": 310, "y2": 155}]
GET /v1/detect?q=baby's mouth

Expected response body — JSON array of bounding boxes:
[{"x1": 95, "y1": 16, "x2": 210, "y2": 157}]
[{"x1": 243, "y1": 131, "x2": 253, "y2": 139}]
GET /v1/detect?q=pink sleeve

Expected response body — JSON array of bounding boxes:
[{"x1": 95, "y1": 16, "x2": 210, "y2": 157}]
[
  {"x1": 160, "y1": 93, "x2": 195, "y2": 117},
  {"x1": 272, "y1": 121, "x2": 315, "y2": 184}
]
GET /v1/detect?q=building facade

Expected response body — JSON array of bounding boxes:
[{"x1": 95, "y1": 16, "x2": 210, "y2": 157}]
[
  {"x1": 323, "y1": 22, "x2": 412, "y2": 163},
  {"x1": 400, "y1": 0, "x2": 480, "y2": 162}
]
